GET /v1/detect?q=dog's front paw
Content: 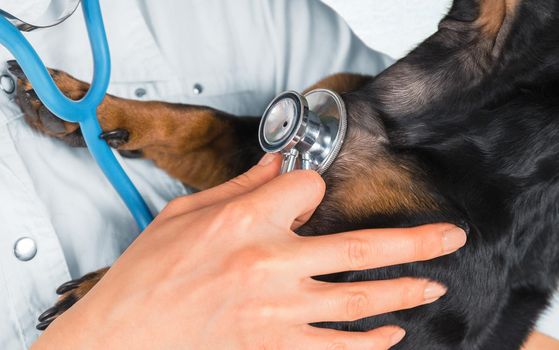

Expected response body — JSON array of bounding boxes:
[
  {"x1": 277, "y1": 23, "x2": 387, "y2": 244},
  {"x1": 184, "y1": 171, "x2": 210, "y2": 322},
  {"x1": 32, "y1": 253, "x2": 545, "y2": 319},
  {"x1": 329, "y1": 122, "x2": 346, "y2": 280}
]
[
  {"x1": 8, "y1": 60, "x2": 89, "y2": 147},
  {"x1": 37, "y1": 267, "x2": 109, "y2": 331},
  {"x1": 8, "y1": 61, "x2": 143, "y2": 157}
]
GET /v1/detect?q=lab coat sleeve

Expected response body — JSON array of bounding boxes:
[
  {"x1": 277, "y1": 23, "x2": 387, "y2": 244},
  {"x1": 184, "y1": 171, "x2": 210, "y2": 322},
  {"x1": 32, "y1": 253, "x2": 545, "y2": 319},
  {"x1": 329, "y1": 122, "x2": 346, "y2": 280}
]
[{"x1": 264, "y1": 0, "x2": 394, "y2": 93}]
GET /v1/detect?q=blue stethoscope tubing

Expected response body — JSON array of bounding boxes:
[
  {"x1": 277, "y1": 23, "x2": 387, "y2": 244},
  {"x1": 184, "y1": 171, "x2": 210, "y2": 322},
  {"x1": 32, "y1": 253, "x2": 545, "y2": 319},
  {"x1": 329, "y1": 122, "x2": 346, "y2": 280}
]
[{"x1": 0, "y1": 0, "x2": 154, "y2": 230}]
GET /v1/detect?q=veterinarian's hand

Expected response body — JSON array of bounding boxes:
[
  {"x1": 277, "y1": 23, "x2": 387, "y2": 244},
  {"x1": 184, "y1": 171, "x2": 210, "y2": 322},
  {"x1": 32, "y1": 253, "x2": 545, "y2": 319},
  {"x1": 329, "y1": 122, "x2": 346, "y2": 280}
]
[{"x1": 33, "y1": 154, "x2": 466, "y2": 350}]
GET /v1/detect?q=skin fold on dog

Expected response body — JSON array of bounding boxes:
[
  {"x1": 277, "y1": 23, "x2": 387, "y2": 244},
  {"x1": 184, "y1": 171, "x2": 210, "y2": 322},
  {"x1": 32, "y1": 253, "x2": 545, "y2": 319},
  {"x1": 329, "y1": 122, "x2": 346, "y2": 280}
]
[{"x1": 8, "y1": 0, "x2": 559, "y2": 348}]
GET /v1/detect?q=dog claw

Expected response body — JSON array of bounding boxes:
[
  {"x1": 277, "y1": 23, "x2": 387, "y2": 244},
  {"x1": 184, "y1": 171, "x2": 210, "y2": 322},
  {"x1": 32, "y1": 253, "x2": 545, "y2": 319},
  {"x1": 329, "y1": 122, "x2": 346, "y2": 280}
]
[
  {"x1": 7, "y1": 60, "x2": 25, "y2": 79},
  {"x1": 118, "y1": 149, "x2": 144, "y2": 159},
  {"x1": 56, "y1": 280, "x2": 81, "y2": 295},
  {"x1": 38, "y1": 307, "x2": 59, "y2": 322},
  {"x1": 36, "y1": 321, "x2": 52, "y2": 331},
  {"x1": 100, "y1": 129, "x2": 130, "y2": 148}
]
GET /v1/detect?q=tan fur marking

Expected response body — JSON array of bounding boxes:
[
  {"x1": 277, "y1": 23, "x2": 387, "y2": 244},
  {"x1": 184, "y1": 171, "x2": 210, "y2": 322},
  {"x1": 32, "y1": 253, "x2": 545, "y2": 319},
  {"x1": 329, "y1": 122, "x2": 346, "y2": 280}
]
[
  {"x1": 304, "y1": 73, "x2": 372, "y2": 95},
  {"x1": 96, "y1": 98, "x2": 238, "y2": 189},
  {"x1": 305, "y1": 73, "x2": 438, "y2": 218},
  {"x1": 326, "y1": 126, "x2": 438, "y2": 219},
  {"x1": 477, "y1": 0, "x2": 520, "y2": 37},
  {"x1": 332, "y1": 159, "x2": 438, "y2": 219}
]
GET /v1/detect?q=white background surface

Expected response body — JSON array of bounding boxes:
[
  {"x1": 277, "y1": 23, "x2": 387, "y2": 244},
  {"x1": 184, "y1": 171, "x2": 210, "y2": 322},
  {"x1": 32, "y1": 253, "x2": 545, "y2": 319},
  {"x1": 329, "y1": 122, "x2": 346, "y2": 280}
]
[{"x1": 322, "y1": 0, "x2": 452, "y2": 59}]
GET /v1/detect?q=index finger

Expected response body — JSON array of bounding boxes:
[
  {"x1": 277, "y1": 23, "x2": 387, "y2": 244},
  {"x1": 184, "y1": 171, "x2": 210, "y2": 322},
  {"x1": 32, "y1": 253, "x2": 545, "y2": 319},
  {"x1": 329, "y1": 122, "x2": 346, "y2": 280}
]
[
  {"x1": 291, "y1": 224, "x2": 467, "y2": 277},
  {"x1": 159, "y1": 153, "x2": 282, "y2": 219}
]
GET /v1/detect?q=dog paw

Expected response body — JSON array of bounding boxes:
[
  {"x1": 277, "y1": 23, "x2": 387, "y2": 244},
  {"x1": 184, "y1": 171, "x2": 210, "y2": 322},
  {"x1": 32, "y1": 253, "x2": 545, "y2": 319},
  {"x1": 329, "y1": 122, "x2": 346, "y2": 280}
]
[
  {"x1": 8, "y1": 60, "x2": 90, "y2": 147},
  {"x1": 36, "y1": 267, "x2": 109, "y2": 331},
  {"x1": 8, "y1": 61, "x2": 142, "y2": 157}
]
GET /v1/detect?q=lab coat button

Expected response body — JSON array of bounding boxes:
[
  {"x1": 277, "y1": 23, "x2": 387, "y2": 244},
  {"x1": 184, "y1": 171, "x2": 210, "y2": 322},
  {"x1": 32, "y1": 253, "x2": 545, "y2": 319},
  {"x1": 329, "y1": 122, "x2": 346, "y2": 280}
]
[
  {"x1": 1, "y1": 74, "x2": 15, "y2": 94},
  {"x1": 14, "y1": 237, "x2": 37, "y2": 261},
  {"x1": 193, "y1": 83, "x2": 203, "y2": 95},
  {"x1": 135, "y1": 87, "x2": 147, "y2": 98}
]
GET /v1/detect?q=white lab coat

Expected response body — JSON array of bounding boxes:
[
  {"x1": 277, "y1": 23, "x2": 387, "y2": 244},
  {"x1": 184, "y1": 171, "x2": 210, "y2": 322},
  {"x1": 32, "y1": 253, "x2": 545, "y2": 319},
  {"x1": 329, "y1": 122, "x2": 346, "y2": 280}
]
[{"x1": 0, "y1": 0, "x2": 392, "y2": 347}]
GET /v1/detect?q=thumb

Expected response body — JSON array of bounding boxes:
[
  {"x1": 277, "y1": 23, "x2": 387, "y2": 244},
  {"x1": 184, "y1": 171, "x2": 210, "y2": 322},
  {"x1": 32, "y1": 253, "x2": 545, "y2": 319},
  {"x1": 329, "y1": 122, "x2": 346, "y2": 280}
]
[
  {"x1": 241, "y1": 169, "x2": 326, "y2": 231},
  {"x1": 160, "y1": 153, "x2": 282, "y2": 218}
]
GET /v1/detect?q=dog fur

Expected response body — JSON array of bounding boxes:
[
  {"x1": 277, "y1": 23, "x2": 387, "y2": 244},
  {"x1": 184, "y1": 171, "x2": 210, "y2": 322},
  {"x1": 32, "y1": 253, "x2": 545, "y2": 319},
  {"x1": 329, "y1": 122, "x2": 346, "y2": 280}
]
[{"x1": 9, "y1": 0, "x2": 559, "y2": 348}]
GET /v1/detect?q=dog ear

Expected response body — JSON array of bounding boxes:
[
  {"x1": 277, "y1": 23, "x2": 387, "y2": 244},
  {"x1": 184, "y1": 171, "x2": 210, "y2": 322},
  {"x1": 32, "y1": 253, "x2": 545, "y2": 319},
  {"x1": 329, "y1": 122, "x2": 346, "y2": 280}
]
[
  {"x1": 307, "y1": 1, "x2": 525, "y2": 225},
  {"x1": 447, "y1": 0, "x2": 521, "y2": 37},
  {"x1": 361, "y1": 0, "x2": 525, "y2": 119},
  {"x1": 461, "y1": 0, "x2": 521, "y2": 56}
]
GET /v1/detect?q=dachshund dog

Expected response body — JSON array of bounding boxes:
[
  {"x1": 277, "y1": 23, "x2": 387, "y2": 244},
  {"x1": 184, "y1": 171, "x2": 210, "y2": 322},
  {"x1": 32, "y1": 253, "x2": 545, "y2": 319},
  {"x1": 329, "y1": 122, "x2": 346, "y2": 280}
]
[{"x1": 9, "y1": 0, "x2": 559, "y2": 348}]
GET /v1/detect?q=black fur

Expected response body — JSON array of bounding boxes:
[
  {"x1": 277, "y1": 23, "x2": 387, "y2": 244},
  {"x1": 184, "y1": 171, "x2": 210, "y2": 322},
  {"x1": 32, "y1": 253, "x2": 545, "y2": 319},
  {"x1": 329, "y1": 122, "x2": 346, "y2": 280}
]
[
  {"x1": 18, "y1": 0, "x2": 559, "y2": 347},
  {"x1": 298, "y1": 1, "x2": 559, "y2": 349}
]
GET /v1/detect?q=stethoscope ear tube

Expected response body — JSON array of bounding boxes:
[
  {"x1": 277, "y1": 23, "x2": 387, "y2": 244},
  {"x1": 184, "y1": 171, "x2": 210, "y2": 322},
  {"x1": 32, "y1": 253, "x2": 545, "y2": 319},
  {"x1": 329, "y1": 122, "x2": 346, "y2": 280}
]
[
  {"x1": 259, "y1": 89, "x2": 347, "y2": 175},
  {"x1": 0, "y1": 0, "x2": 154, "y2": 230},
  {"x1": 0, "y1": 0, "x2": 81, "y2": 32}
]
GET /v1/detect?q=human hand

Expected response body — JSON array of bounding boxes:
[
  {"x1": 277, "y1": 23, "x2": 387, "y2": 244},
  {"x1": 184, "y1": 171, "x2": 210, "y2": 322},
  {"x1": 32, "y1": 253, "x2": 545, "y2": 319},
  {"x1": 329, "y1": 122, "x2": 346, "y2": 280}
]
[
  {"x1": 33, "y1": 154, "x2": 467, "y2": 350},
  {"x1": 522, "y1": 332, "x2": 559, "y2": 350}
]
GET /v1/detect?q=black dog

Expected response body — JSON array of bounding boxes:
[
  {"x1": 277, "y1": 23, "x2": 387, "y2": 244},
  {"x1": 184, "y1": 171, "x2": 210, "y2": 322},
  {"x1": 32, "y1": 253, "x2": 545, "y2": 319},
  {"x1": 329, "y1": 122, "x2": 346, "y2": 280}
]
[
  {"x1": 300, "y1": 0, "x2": 559, "y2": 348},
  {"x1": 9, "y1": 0, "x2": 559, "y2": 348}
]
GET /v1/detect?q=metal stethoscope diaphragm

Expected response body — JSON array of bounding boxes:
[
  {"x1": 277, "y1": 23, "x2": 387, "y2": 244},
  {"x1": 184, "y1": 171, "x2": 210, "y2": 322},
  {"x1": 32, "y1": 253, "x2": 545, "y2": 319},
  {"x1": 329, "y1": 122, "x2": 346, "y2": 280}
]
[{"x1": 259, "y1": 89, "x2": 347, "y2": 174}]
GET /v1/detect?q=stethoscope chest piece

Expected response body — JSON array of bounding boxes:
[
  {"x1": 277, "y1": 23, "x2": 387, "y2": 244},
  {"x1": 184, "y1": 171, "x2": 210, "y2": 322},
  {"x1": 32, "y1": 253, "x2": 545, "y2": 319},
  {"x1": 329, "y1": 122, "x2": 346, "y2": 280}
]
[{"x1": 259, "y1": 89, "x2": 347, "y2": 174}]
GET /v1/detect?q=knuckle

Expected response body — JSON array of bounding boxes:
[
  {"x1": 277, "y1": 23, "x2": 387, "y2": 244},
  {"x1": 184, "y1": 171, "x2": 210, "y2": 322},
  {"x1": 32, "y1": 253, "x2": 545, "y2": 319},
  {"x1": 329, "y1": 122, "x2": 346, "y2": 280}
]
[
  {"x1": 399, "y1": 278, "x2": 424, "y2": 307},
  {"x1": 238, "y1": 299, "x2": 280, "y2": 324},
  {"x1": 164, "y1": 197, "x2": 187, "y2": 213},
  {"x1": 226, "y1": 247, "x2": 276, "y2": 284},
  {"x1": 217, "y1": 200, "x2": 256, "y2": 229},
  {"x1": 412, "y1": 234, "x2": 435, "y2": 260},
  {"x1": 344, "y1": 291, "x2": 369, "y2": 321},
  {"x1": 227, "y1": 173, "x2": 252, "y2": 192},
  {"x1": 236, "y1": 247, "x2": 273, "y2": 269},
  {"x1": 345, "y1": 238, "x2": 372, "y2": 270},
  {"x1": 253, "y1": 302, "x2": 280, "y2": 320}
]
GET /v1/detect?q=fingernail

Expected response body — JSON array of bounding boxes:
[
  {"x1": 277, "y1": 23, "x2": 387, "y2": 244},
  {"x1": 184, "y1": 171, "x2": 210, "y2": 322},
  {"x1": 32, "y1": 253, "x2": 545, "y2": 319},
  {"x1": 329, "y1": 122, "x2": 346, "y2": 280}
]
[
  {"x1": 423, "y1": 281, "x2": 448, "y2": 302},
  {"x1": 389, "y1": 328, "x2": 406, "y2": 347},
  {"x1": 258, "y1": 153, "x2": 275, "y2": 166},
  {"x1": 442, "y1": 227, "x2": 467, "y2": 253}
]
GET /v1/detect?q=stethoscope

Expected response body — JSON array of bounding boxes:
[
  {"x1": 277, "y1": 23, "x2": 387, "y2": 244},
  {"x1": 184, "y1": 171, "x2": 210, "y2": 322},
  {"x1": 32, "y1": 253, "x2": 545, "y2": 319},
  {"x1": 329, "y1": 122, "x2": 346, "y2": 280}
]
[
  {"x1": 0, "y1": 0, "x2": 347, "y2": 229},
  {"x1": 259, "y1": 89, "x2": 347, "y2": 174},
  {"x1": 0, "y1": 0, "x2": 154, "y2": 230}
]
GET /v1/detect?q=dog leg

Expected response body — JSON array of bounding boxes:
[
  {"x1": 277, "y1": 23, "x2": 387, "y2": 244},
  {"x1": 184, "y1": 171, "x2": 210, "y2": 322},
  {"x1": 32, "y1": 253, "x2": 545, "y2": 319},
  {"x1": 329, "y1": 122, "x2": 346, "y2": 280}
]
[
  {"x1": 9, "y1": 60, "x2": 263, "y2": 189},
  {"x1": 10, "y1": 61, "x2": 372, "y2": 189}
]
